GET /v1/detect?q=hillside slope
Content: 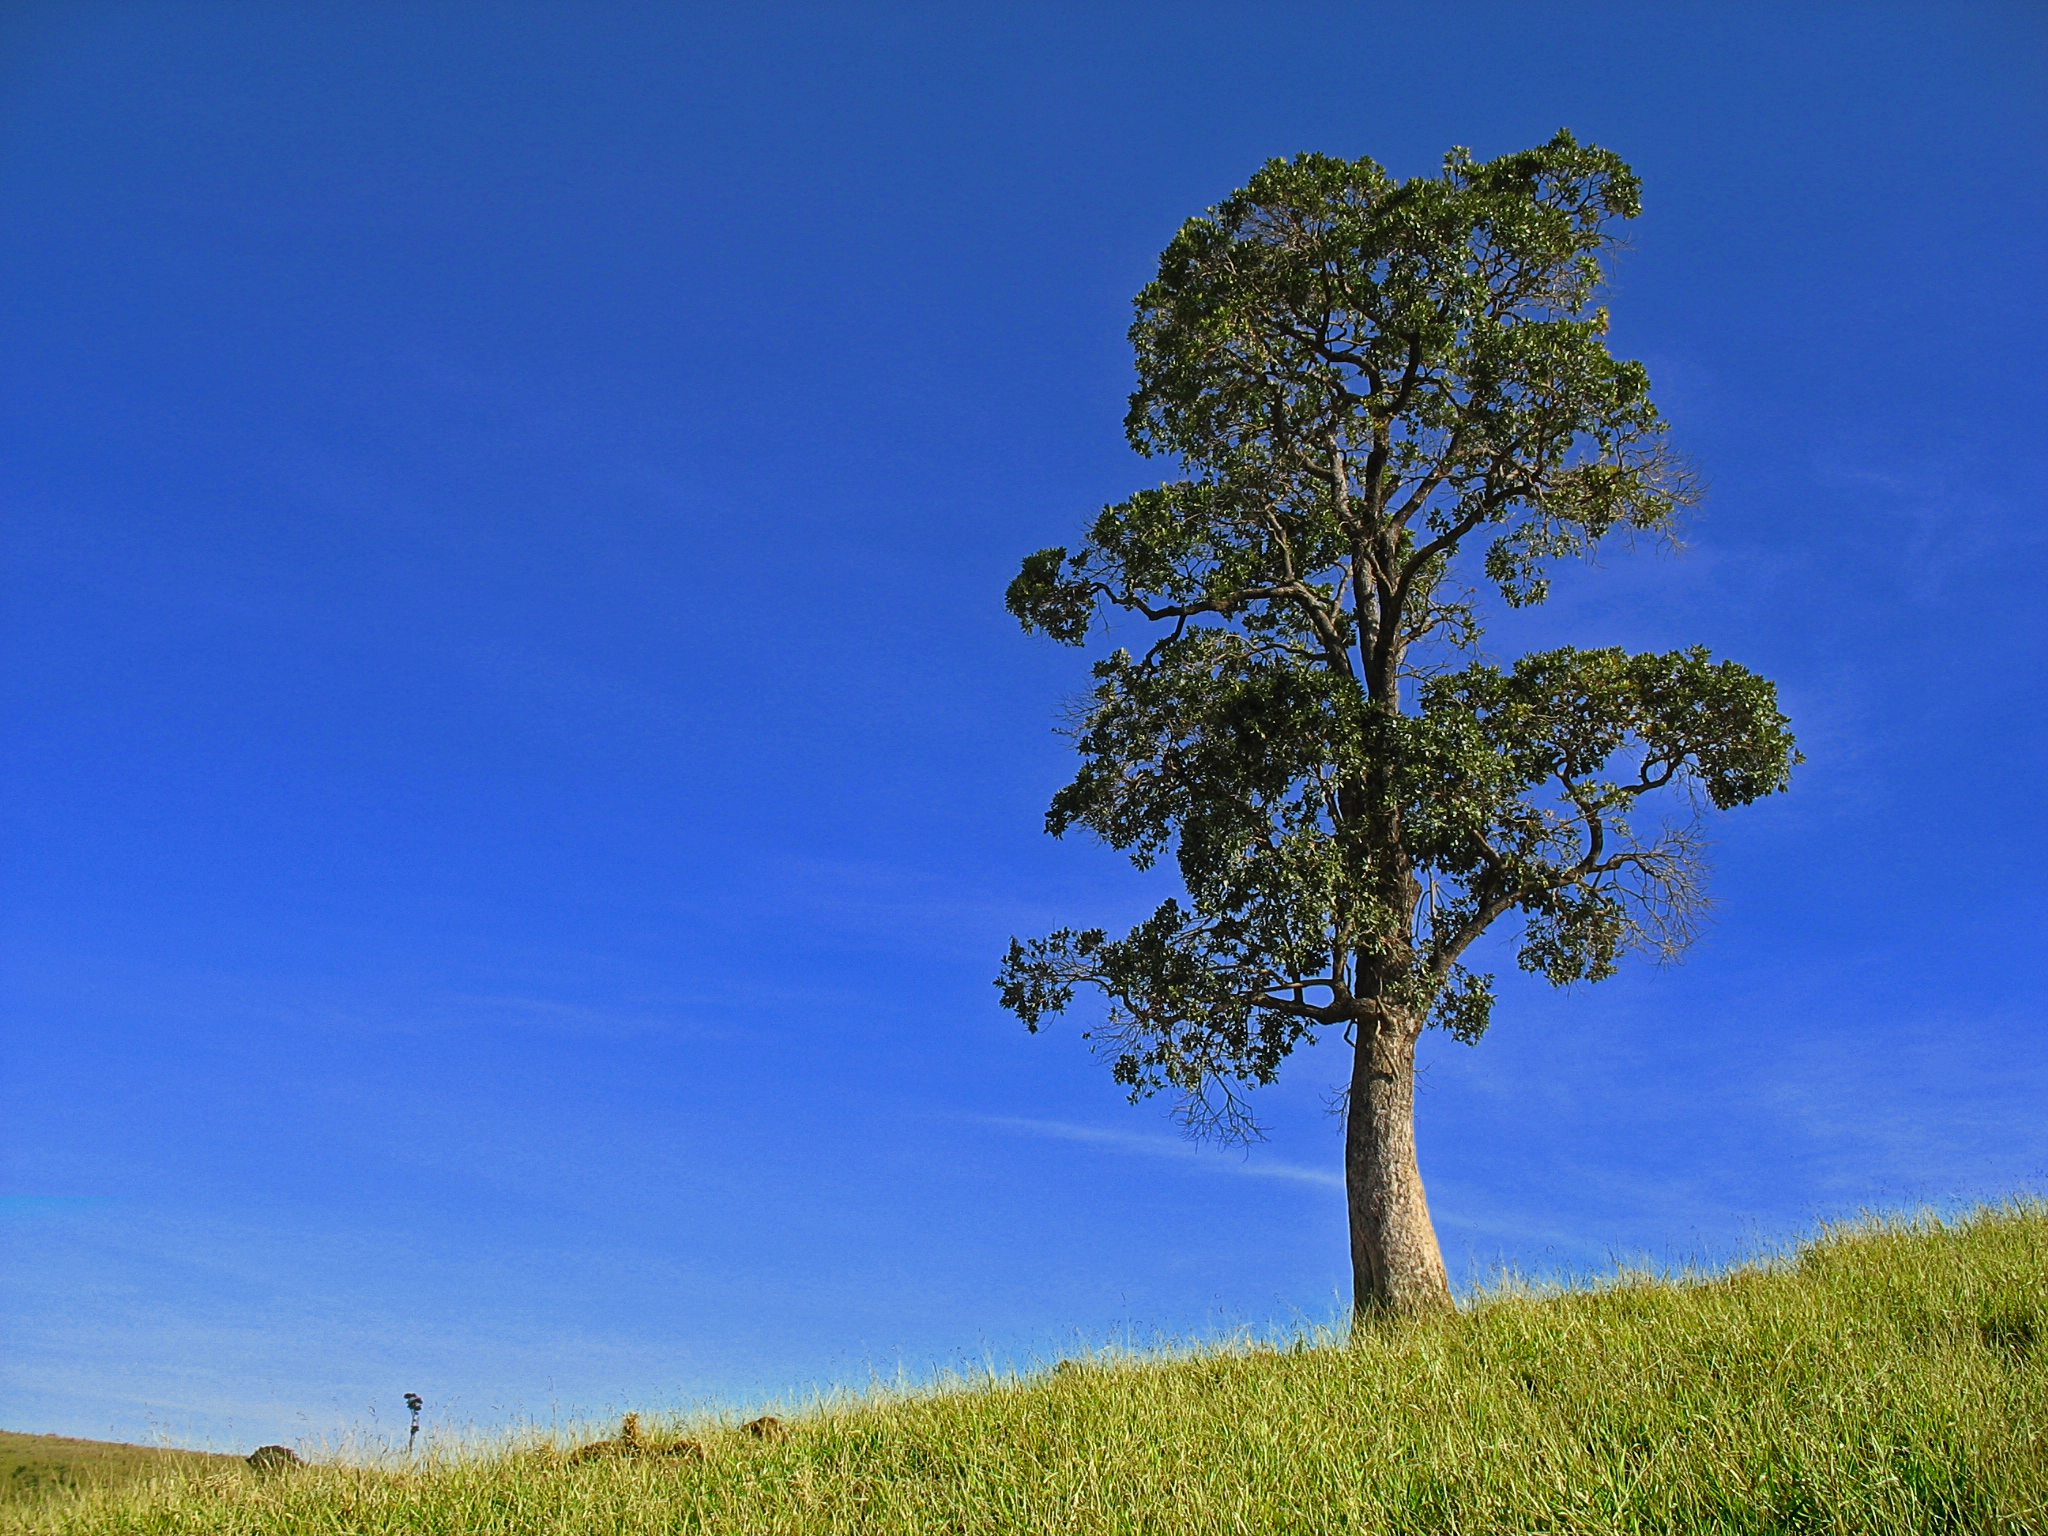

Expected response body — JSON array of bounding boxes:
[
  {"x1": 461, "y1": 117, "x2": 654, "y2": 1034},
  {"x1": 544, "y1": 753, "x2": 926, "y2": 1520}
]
[
  {"x1": 8, "y1": 1205, "x2": 2044, "y2": 1534},
  {"x1": 0, "y1": 1434, "x2": 241, "y2": 1509}
]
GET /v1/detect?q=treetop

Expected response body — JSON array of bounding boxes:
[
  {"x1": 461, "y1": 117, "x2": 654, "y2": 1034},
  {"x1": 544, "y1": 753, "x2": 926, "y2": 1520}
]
[{"x1": 1010, "y1": 129, "x2": 1689, "y2": 688}]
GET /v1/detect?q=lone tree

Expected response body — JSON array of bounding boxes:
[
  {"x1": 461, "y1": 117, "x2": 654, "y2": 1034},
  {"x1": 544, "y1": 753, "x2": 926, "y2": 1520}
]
[{"x1": 998, "y1": 133, "x2": 1798, "y2": 1317}]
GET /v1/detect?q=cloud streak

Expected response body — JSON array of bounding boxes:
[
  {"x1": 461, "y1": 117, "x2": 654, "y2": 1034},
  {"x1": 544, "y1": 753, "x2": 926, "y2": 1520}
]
[{"x1": 974, "y1": 1116, "x2": 1344, "y2": 1189}]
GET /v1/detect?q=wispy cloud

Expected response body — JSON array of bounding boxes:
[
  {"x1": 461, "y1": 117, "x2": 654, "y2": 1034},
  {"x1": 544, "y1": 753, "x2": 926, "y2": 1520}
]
[{"x1": 972, "y1": 1115, "x2": 1344, "y2": 1189}]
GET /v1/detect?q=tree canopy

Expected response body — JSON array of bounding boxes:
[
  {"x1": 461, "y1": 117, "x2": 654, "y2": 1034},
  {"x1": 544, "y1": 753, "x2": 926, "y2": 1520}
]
[{"x1": 998, "y1": 132, "x2": 1798, "y2": 1155}]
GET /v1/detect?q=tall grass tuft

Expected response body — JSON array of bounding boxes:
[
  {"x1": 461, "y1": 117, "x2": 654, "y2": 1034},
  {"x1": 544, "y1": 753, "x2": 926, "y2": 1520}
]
[{"x1": 10, "y1": 1203, "x2": 2043, "y2": 1534}]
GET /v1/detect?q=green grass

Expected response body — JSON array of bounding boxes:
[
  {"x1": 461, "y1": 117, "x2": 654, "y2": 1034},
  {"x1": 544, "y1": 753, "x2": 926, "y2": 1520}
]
[
  {"x1": 9, "y1": 1204, "x2": 2044, "y2": 1534},
  {"x1": 0, "y1": 1435, "x2": 241, "y2": 1509}
]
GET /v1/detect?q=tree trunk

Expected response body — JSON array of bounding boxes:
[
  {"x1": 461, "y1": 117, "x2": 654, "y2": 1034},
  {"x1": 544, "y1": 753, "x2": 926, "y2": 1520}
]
[{"x1": 1345, "y1": 1012, "x2": 1453, "y2": 1317}]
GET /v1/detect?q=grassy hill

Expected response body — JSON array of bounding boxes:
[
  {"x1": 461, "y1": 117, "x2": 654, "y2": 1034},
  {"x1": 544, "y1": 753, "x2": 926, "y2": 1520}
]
[
  {"x1": 6, "y1": 1204, "x2": 2043, "y2": 1534},
  {"x1": 0, "y1": 1434, "x2": 242, "y2": 1509}
]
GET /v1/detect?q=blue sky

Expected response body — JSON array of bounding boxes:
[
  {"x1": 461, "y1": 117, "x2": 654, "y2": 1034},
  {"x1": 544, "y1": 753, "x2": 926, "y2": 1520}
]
[{"x1": 3, "y1": 1, "x2": 2044, "y2": 1449}]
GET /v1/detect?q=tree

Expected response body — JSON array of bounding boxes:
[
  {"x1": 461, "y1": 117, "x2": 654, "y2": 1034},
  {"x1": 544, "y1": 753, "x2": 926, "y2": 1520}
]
[{"x1": 997, "y1": 132, "x2": 1799, "y2": 1317}]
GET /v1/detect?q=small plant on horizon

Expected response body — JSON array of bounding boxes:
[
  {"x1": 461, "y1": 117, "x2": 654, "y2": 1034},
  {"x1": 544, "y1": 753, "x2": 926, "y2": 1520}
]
[{"x1": 404, "y1": 1393, "x2": 422, "y2": 1453}]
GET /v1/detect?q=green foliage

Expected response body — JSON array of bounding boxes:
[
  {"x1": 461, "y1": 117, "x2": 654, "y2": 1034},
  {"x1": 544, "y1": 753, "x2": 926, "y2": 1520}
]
[
  {"x1": 16, "y1": 1204, "x2": 2045, "y2": 1535},
  {"x1": 999, "y1": 132, "x2": 1798, "y2": 1132}
]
